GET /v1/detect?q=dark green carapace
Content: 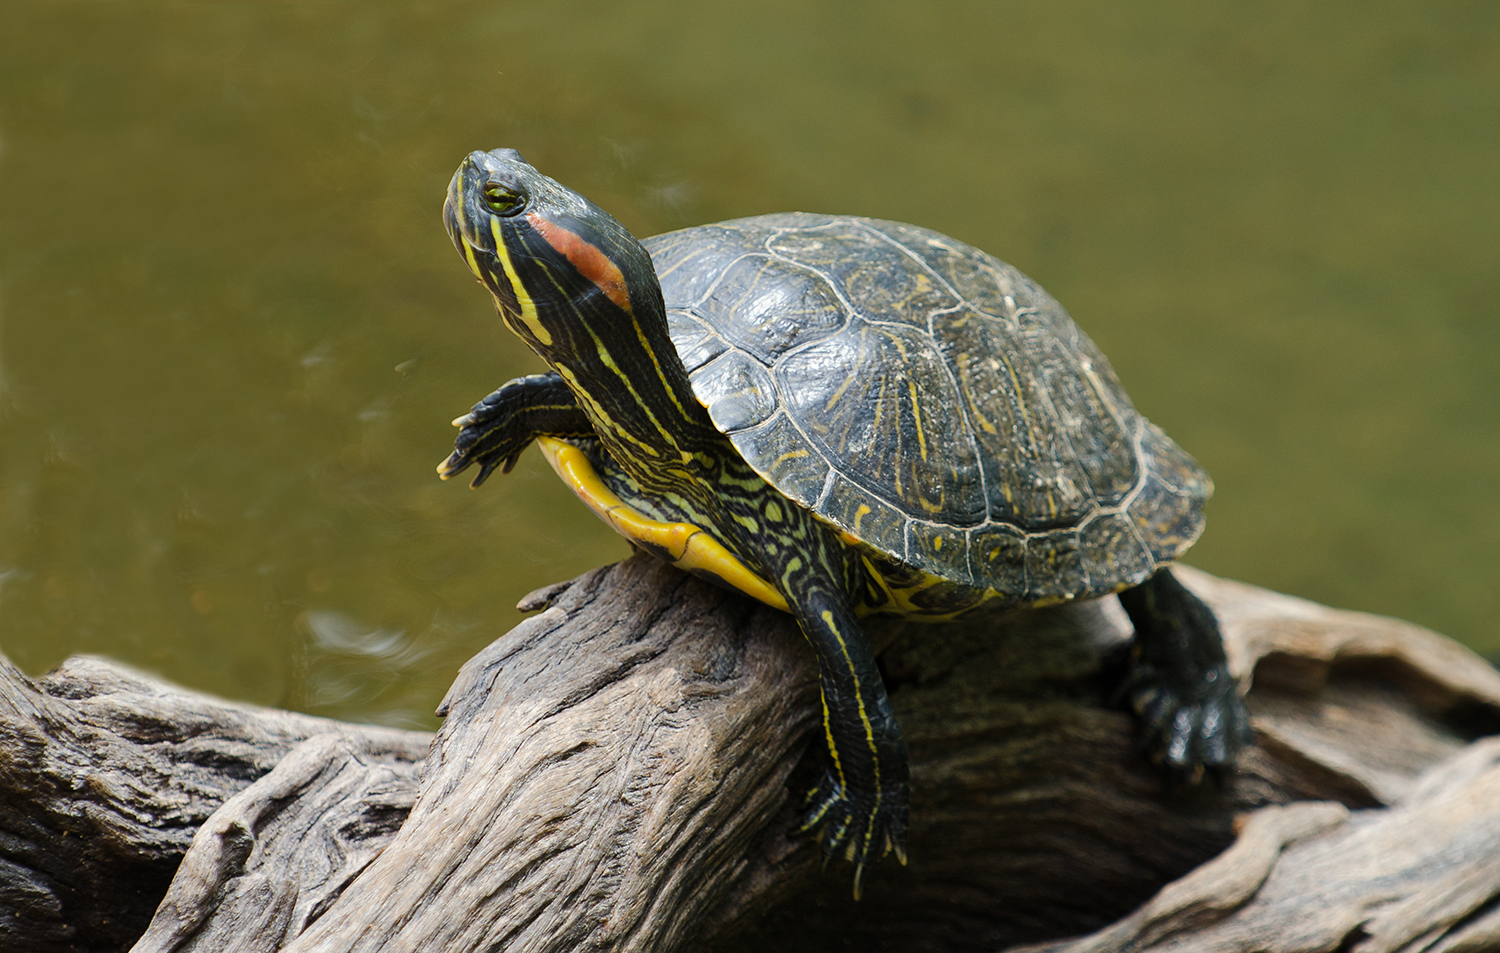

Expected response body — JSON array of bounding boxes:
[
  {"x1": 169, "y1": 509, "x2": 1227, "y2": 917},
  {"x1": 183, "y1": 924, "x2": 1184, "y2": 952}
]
[{"x1": 439, "y1": 148, "x2": 1251, "y2": 896}]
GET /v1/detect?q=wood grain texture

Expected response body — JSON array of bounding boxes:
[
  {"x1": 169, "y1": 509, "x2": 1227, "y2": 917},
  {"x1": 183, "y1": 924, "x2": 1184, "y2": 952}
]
[
  {"x1": 131, "y1": 734, "x2": 420, "y2": 953},
  {"x1": 3, "y1": 555, "x2": 1498, "y2": 953},
  {"x1": 1018, "y1": 740, "x2": 1500, "y2": 953},
  {"x1": 0, "y1": 655, "x2": 429, "y2": 953}
]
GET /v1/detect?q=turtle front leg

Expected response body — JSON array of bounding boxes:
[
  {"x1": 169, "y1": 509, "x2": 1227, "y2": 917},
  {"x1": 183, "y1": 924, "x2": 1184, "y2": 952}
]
[
  {"x1": 1116, "y1": 567, "x2": 1252, "y2": 778},
  {"x1": 438, "y1": 372, "x2": 593, "y2": 487},
  {"x1": 783, "y1": 575, "x2": 910, "y2": 898}
]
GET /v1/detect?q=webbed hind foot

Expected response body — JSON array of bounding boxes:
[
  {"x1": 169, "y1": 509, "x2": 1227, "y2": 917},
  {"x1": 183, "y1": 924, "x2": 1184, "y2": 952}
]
[{"x1": 1116, "y1": 567, "x2": 1252, "y2": 778}]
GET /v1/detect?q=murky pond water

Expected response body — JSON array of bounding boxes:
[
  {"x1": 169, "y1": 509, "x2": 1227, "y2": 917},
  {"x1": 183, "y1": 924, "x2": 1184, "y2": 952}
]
[{"x1": 0, "y1": 2, "x2": 1495, "y2": 728}]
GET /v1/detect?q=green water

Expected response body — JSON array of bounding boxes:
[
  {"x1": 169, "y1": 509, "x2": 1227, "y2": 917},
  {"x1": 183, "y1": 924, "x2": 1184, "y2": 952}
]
[{"x1": 0, "y1": 1, "x2": 1495, "y2": 728}]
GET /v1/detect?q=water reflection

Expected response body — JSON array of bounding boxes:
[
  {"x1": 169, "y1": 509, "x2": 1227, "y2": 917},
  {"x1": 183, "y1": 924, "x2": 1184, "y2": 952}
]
[{"x1": 297, "y1": 609, "x2": 433, "y2": 728}]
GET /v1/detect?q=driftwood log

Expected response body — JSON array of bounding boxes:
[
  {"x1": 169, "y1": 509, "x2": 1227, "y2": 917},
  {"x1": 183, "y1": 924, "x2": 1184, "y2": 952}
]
[{"x1": 1, "y1": 553, "x2": 1498, "y2": 953}]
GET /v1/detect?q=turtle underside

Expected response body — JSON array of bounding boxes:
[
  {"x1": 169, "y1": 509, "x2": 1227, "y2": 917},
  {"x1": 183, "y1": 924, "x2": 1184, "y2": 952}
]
[{"x1": 644, "y1": 213, "x2": 1211, "y2": 608}]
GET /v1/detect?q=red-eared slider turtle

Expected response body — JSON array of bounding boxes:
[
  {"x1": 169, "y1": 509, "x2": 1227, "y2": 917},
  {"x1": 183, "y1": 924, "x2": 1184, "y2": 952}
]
[{"x1": 439, "y1": 149, "x2": 1251, "y2": 894}]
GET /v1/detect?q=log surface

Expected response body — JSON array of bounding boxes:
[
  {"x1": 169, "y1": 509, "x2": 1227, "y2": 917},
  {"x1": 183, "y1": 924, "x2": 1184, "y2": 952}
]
[
  {"x1": 0, "y1": 555, "x2": 1496, "y2": 953},
  {"x1": 0, "y1": 654, "x2": 429, "y2": 953}
]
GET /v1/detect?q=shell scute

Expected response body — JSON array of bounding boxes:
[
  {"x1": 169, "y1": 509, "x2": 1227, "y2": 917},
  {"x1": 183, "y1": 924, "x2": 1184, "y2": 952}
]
[
  {"x1": 649, "y1": 225, "x2": 765, "y2": 307},
  {"x1": 730, "y1": 413, "x2": 831, "y2": 510},
  {"x1": 862, "y1": 221, "x2": 1013, "y2": 310},
  {"x1": 1078, "y1": 514, "x2": 1156, "y2": 589},
  {"x1": 694, "y1": 254, "x2": 847, "y2": 365},
  {"x1": 935, "y1": 309, "x2": 1103, "y2": 529},
  {"x1": 1024, "y1": 529, "x2": 1089, "y2": 603},
  {"x1": 906, "y1": 519, "x2": 975, "y2": 588},
  {"x1": 692, "y1": 350, "x2": 778, "y2": 433},
  {"x1": 967, "y1": 524, "x2": 1028, "y2": 598},
  {"x1": 1140, "y1": 421, "x2": 1213, "y2": 499},
  {"x1": 774, "y1": 320, "x2": 986, "y2": 527},
  {"x1": 1127, "y1": 472, "x2": 1208, "y2": 566},
  {"x1": 1040, "y1": 330, "x2": 1140, "y2": 507},
  {"x1": 767, "y1": 223, "x2": 961, "y2": 332},
  {"x1": 815, "y1": 471, "x2": 910, "y2": 559},
  {"x1": 665, "y1": 309, "x2": 727, "y2": 374}
]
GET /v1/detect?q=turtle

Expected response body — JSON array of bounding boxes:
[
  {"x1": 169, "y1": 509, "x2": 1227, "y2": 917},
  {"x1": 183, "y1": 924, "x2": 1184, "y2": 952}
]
[{"x1": 438, "y1": 148, "x2": 1251, "y2": 895}]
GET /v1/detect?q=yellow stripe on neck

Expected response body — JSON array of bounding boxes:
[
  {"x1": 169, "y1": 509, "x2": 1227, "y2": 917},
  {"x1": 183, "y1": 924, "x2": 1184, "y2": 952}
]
[
  {"x1": 489, "y1": 218, "x2": 553, "y2": 346},
  {"x1": 536, "y1": 437, "x2": 788, "y2": 612}
]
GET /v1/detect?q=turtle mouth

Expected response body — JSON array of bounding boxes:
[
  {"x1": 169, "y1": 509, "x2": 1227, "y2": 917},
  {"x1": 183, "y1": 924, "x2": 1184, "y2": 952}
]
[{"x1": 443, "y1": 163, "x2": 481, "y2": 254}]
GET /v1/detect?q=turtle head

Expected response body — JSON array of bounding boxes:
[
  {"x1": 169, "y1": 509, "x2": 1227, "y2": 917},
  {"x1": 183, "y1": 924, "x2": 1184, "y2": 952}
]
[
  {"x1": 444, "y1": 149, "x2": 720, "y2": 473},
  {"x1": 444, "y1": 149, "x2": 663, "y2": 356}
]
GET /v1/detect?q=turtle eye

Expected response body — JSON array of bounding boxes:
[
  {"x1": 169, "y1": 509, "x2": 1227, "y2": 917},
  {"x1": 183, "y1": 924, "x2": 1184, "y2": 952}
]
[{"x1": 482, "y1": 180, "x2": 527, "y2": 216}]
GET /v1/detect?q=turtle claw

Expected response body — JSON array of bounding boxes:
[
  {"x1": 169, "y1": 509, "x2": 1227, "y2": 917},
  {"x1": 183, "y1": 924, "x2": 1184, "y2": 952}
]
[
  {"x1": 439, "y1": 375, "x2": 592, "y2": 487},
  {"x1": 800, "y1": 769, "x2": 909, "y2": 899},
  {"x1": 1120, "y1": 660, "x2": 1250, "y2": 779},
  {"x1": 438, "y1": 392, "x2": 533, "y2": 487}
]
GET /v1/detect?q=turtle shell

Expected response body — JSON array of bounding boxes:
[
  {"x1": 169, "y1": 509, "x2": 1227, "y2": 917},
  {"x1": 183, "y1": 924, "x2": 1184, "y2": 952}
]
[{"x1": 643, "y1": 213, "x2": 1211, "y2": 604}]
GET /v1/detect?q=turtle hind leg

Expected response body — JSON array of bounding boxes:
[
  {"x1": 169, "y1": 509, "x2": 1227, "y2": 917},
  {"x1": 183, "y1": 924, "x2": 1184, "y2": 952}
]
[{"x1": 1115, "y1": 567, "x2": 1252, "y2": 779}]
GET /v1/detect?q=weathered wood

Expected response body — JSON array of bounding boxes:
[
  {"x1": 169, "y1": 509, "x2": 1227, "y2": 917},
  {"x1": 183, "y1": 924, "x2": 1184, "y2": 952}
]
[
  {"x1": 2, "y1": 554, "x2": 1498, "y2": 953},
  {"x1": 280, "y1": 557, "x2": 818, "y2": 953},
  {"x1": 131, "y1": 734, "x2": 420, "y2": 953},
  {"x1": 0, "y1": 654, "x2": 430, "y2": 953},
  {"x1": 1016, "y1": 739, "x2": 1500, "y2": 953}
]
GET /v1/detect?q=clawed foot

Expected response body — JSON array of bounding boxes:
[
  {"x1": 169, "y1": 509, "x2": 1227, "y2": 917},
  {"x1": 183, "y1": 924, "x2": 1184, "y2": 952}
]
[
  {"x1": 1115, "y1": 568, "x2": 1253, "y2": 783},
  {"x1": 1117, "y1": 659, "x2": 1251, "y2": 780},
  {"x1": 800, "y1": 769, "x2": 909, "y2": 899},
  {"x1": 437, "y1": 389, "x2": 531, "y2": 488}
]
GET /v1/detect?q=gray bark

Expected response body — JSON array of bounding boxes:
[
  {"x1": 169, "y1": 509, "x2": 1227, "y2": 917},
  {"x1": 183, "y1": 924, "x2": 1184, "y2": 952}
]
[
  {"x1": 0, "y1": 654, "x2": 429, "y2": 953},
  {"x1": 0, "y1": 554, "x2": 1496, "y2": 953}
]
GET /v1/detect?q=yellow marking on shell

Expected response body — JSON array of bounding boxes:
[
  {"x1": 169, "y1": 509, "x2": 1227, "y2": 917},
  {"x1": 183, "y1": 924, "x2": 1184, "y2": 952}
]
[
  {"x1": 771, "y1": 448, "x2": 810, "y2": 474},
  {"x1": 852, "y1": 504, "x2": 872, "y2": 536},
  {"x1": 958, "y1": 354, "x2": 1000, "y2": 435},
  {"x1": 908, "y1": 380, "x2": 927, "y2": 461},
  {"x1": 489, "y1": 218, "x2": 553, "y2": 346},
  {"x1": 536, "y1": 437, "x2": 788, "y2": 612},
  {"x1": 932, "y1": 536, "x2": 943, "y2": 551},
  {"x1": 823, "y1": 370, "x2": 858, "y2": 413}
]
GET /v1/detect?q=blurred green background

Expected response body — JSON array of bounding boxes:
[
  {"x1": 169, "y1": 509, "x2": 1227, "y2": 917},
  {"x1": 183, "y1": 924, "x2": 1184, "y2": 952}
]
[{"x1": 0, "y1": 1, "x2": 1495, "y2": 729}]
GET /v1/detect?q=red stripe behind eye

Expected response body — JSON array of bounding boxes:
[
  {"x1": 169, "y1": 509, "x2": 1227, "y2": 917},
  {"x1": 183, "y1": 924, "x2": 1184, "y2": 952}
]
[{"x1": 528, "y1": 213, "x2": 633, "y2": 315}]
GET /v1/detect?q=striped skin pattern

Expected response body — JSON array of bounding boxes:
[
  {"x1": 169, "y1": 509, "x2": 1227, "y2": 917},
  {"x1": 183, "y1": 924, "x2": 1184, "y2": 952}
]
[{"x1": 440, "y1": 149, "x2": 1247, "y2": 896}]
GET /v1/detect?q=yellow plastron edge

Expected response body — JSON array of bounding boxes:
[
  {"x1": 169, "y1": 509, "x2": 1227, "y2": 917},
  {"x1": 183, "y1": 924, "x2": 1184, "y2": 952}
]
[{"x1": 535, "y1": 437, "x2": 789, "y2": 613}]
